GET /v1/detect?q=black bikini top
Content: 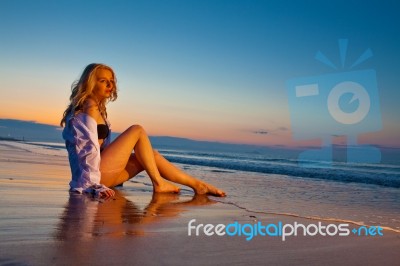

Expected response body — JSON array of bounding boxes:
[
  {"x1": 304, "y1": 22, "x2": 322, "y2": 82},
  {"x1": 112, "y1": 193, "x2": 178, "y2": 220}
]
[{"x1": 97, "y1": 124, "x2": 110, "y2": 139}]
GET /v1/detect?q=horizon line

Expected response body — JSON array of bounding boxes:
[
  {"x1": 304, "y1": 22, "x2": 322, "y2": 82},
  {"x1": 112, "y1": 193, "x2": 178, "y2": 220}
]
[{"x1": 1, "y1": 118, "x2": 399, "y2": 150}]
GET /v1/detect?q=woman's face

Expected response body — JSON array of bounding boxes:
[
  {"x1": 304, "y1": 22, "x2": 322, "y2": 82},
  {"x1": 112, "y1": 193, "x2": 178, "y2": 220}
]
[{"x1": 92, "y1": 69, "x2": 115, "y2": 101}]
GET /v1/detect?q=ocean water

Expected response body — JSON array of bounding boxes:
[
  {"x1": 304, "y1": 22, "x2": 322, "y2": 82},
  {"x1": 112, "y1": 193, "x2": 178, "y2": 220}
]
[{"x1": 2, "y1": 140, "x2": 399, "y2": 232}]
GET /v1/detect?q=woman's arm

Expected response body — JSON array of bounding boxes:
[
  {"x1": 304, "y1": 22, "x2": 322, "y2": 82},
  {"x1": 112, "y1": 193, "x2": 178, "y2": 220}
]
[
  {"x1": 83, "y1": 99, "x2": 115, "y2": 198},
  {"x1": 64, "y1": 110, "x2": 114, "y2": 198}
]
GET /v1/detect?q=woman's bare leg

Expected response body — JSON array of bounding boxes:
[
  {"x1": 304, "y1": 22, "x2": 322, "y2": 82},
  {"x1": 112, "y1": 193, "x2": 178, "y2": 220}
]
[
  {"x1": 101, "y1": 153, "x2": 143, "y2": 187},
  {"x1": 107, "y1": 149, "x2": 225, "y2": 197},
  {"x1": 153, "y1": 150, "x2": 226, "y2": 197},
  {"x1": 100, "y1": 125, "x2": 179, "y2": 193}
]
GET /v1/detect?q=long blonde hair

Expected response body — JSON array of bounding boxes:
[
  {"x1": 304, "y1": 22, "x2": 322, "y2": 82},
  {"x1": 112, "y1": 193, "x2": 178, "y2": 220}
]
[{"x1": 60, "y1": 63, "x2": 118, "y2": 127}]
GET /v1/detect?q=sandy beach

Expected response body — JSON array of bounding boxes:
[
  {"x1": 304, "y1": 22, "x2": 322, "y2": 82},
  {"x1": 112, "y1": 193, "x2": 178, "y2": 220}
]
[{"x1": 0, "y1": 141, "x2": 399, "y2": 266}]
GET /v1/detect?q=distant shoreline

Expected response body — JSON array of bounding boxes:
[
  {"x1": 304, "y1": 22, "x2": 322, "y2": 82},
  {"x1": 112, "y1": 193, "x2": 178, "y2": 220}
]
[{"x1": 0, "y1": 136, "x2": 24, "y2": 142}]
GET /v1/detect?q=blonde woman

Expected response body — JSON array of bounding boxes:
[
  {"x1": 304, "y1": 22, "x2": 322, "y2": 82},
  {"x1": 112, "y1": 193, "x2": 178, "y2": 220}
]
[{"x1": 61, "y1": 63, "x2": 226, "y2": 198}]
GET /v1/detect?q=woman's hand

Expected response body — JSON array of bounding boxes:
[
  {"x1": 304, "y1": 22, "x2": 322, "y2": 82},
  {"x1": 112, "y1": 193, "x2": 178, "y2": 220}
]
[{"x1": 99, "y1": 188, "x2": 115, "y2": 199}]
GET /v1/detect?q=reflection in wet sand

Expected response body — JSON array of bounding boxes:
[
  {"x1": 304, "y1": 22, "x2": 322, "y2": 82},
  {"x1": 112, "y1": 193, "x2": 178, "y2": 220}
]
[{"x1": 55, "y1": 190, "x2": 216, "y2": 240}]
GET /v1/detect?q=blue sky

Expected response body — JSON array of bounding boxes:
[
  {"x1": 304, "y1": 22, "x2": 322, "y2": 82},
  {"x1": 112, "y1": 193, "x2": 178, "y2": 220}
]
[{"x1": 0, "y1": 0, "x2": 399, "y2": 147}]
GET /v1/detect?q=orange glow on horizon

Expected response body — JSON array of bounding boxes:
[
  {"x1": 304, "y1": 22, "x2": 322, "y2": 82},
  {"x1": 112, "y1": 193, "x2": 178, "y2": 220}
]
[{"x1": 1, "y1": 111, "x2": 399, "y2": 148}]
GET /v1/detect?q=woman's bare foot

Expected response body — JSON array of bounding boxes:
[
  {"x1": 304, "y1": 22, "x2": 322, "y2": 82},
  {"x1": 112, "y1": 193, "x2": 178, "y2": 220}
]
[
  {"x1": 153, "y1": 180, "x2": 180, "y2": 194},
  {"x1": 194, "y1": 181, "x2": 226, "y2": 197}
]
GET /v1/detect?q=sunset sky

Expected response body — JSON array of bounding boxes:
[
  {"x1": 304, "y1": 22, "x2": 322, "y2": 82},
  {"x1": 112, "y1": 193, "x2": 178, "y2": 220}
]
[{"x1": 0, "y1": 0, "x2": 399, "y2": 147}]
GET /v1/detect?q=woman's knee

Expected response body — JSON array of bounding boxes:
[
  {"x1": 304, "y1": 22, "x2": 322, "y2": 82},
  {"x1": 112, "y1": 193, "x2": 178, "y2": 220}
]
[{"x1": 127, "y1": 124, "x2": 145, "y2": 136}]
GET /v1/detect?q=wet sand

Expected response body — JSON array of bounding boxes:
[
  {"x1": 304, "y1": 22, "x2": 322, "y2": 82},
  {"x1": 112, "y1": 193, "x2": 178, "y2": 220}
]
[{"x1": 0, "y1": 142, "x2": 399, "y2": 265}]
